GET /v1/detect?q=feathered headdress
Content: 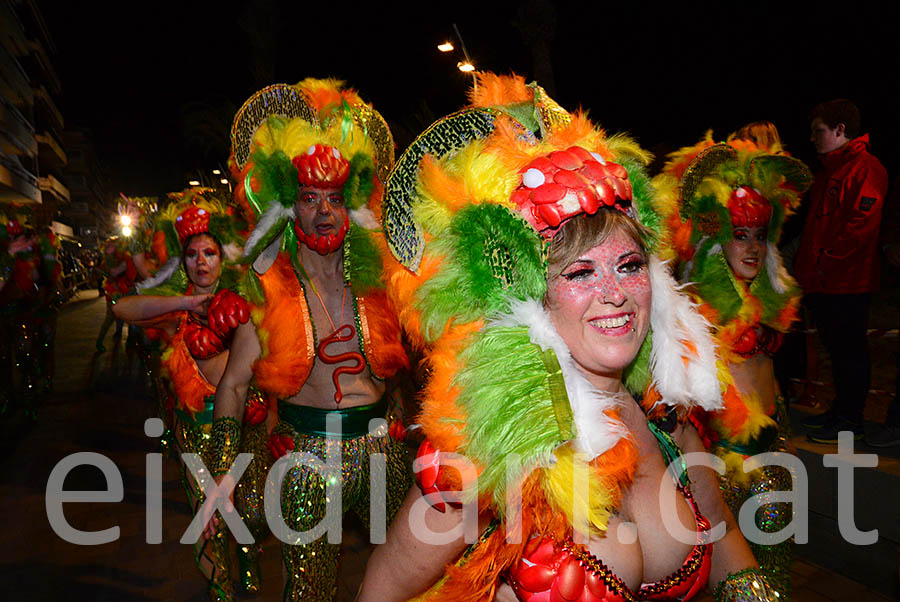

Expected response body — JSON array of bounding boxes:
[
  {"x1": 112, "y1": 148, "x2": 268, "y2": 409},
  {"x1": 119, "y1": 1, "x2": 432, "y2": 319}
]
[
  {"x1": 136, "y1": 188, "x2": 246, "y2": 295},
  {"x1": 229, "y1": 79, "x2": 394, "y2": 275},
  {"x1": 652, "y1": 134, "x2": 812, "y2": 354},
  {"x1": 381, "y1": 75, "x2": 722, "y2": 593}
]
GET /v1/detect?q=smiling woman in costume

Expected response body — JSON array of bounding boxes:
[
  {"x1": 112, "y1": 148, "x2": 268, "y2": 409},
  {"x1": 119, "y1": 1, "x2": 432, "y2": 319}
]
[
  {"x1": 112, "y1": 189, "x2": 270, "y2": 601},
  {"x1": 358, "y1": 73, "x2": 780, "y2": 601},
  {"x1": 652, "y1": 135, "x2": 812, "y2": 599}
]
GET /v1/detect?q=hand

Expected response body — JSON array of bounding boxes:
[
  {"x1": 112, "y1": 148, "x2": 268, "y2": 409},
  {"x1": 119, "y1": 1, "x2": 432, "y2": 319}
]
[
  {"x1": 207, "y1": 290, "x2": 250, "y2": 338},
  {"x1": 201, "y1": 473, "x2": 235, "y2": 541},
  {"x1": 268, "y1": 432, "x2": 295, "y2": 459},
  {"x1": 184, "y1": 293, "x2": 214, "y2": 316},
  {"x1": 243, "y1": 395, "x2": 268, "y2": 426},
  {"x1": 182, "y1": 320, "x2": 225, "y2": 359}
]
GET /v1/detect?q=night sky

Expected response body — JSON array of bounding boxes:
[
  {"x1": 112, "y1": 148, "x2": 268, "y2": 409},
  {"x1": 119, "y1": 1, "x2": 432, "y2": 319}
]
[{"x1": 43, "y1": 1, "x2": 899, "y2": 200}]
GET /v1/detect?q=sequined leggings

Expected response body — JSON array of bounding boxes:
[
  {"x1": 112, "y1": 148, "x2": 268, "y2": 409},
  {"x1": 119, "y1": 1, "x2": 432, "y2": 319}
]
[
  {"x1": 175, "y1": 416, "x2": 234, "y2": 600},
  {"x1": 232, "y1": 414, "x2": 270, "y2": 587},
  {"x1": 273, "y1": 418, "x2": 411, "y2": 602},
  {"x1": 718, "y1": 399, "x2": 794, "y2": 601}
]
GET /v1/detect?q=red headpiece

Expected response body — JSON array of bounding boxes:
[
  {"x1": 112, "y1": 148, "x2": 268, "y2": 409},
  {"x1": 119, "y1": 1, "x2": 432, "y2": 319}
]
[
  {"x1": 5, "y1": 219, "x2": 24, "y2": 238},
  {"x1": 510, "y1": 146, "x2": 633, "y2": 239},
  {"x1": 292, "y1": 144, "x2": 350, "y2": 189},
  {"x1": 175, "y1": 205, "x2": 212, "y2": 244},
  {"x1": 727, "y1": 186, "x2": 771, "y2": 229}
]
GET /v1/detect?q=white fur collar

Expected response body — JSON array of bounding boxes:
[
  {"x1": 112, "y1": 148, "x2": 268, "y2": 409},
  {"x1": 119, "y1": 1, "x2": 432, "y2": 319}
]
[{"x1": 647, "y1": 256, "x2": 722, "y2": 412}]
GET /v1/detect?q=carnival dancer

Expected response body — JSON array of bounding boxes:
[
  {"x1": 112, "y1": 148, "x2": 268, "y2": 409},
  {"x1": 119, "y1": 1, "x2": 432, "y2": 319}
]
[
  {"x1": 652, "y1": 134, "x2": 812, "y2": 598},
  {"x1": 113, "y1": 190, "x2": 269, "y2": 600},
  {"x1": 359, "y1": 73, "x2": 781, "y2": 602},
  {"x1": 0, "y1": 206, "x2": 61, "y2": 418},
  {"x1": 95, "y1": 236, "x2": 136, "y2": 352},
  {"x1": 208, "y1": 80, "x2": 410, "y2": 601}
]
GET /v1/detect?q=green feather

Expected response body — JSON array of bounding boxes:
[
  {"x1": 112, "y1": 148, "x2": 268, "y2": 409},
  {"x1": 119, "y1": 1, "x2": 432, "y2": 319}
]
[
  {"x1": 454, "y1": 325, "x2": 564, "y2": 513},
  {"x1": 343, "y1": 152, "x2": 375, "y2": 211},
  {"x1": 623, "y1": 329, "x2": 653, "y2": 395},
  {"x1": 692, "y1": 246, "x2": 742, "y2": 323},
  {"x1": 416, "y1": 204, "x2": 546, "y2": 343},
  {"x1": 345, "y1": 223, "x2": 384, "y2": 296}
]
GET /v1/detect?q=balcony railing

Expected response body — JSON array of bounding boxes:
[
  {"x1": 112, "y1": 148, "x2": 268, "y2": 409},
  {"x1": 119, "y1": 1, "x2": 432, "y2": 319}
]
[
  {"x1": 36, "y1": 130, "x2": 67, "y2": 166},
  {"x1": 0, "y1": 45, "x2": 33, "y2": 105},
  {"x1": 38, "y1": 172, "x2": 69, "y2": 203},
  {"x1": 0, "y1": 152, "x2": 41, "y2": 203},
  {"x1": 0, "y1": 95, "x2": 37, "y2": 156},
  {"x1": 32, "y1": 85, "x2": 63, "y2": 129}
]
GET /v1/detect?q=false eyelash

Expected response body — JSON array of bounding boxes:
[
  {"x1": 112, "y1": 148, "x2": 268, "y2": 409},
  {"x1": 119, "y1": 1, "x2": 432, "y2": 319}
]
[{"x1": 562, "y1": 268, "x2": 594, "y2": 280}]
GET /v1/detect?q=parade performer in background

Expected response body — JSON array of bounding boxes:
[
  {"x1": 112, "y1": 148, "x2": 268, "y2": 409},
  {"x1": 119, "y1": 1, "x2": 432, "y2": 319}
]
[
  {"x1": 0, "y1": 205, "x2": 61, "y2": 418},
  {"x1": 30, "y1": 225, "x2": 62, "y2": 403},
  {"x1": 652, "y1": 134, "x2": 812, "y2": 598},
  {"x1": 113, "y1": 190, "x2": 269, "y2": 600},
  {"x1": 95, "y1": 236, "x2": 136, "y2": 352},
  {"x1": 210, "y1": 80, "x2": 410, "y2": 601},
  {"x1": 359, "y1": 73, "x2": 779, "y2": 601}
]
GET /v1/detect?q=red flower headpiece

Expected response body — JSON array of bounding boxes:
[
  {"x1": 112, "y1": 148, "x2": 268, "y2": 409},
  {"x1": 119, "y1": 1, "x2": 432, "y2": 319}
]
[
  {"x1": 5, "y1": 219, "x2": 24, "y2": 238},
  {"x1": 292, "y1": 144, "x2": 350, "y2": 189},
  {"x1": 510, "y1": 146, "x2": 633, "y2": 239},
  {"x1": 175, "y1": 205, "x2": 212, "y2": 244},
  {"x1": 727, "y1": 186, "x2": 771, "y2": 229}
]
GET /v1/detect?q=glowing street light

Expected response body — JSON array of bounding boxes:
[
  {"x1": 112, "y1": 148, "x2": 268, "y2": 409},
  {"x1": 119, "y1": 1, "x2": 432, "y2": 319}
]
[
  {"x1": 220, "y1": 178, "x2": 229, "y2": 184},
  {"x1": 457, "y1": 61, "x2": 475, "y2": 73},
  {"x1": 122, "y1": 225, "x2": 133, "y2": 237},
  {"x1": 437, "y1": 41, "x2": 454, "y2": 52},
  {"x1": 119, "y1": 214, "x2": 132, "y2": 227},
  {"x1": 211, "y1": 169, "x2": 221, "y2": 175},
  {"x1": 188, "y1": 180, "x2": 200, "y2": 186}
]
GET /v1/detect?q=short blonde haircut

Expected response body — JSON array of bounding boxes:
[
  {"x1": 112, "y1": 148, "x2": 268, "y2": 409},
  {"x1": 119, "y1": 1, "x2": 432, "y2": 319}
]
[{"x1": 545, "y1": 210, "x2": 649, "y2": 296}]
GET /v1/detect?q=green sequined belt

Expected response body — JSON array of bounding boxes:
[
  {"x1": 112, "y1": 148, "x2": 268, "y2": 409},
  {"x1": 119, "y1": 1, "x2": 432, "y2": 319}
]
[
  {"x1": 176, "y1": 396, "x2": 215, "y2": 426},
  {"x1": 714, "y1": 424, "x2": 778, "y2": 457},
  {"x1": 278, "y1": 397, "x2": 387, "y2": 439}
]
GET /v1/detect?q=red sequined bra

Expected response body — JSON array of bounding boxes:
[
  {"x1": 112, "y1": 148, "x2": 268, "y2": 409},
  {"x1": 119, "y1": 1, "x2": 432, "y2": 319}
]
[{"x1": 506, "y1": 424, "x2": 713, "y2": 601}]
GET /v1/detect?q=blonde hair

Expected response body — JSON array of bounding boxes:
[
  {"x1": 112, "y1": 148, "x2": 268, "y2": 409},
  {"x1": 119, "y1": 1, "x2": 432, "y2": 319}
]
[
  {"x1": 545, "y1": 210, "x2": 649, "y2": 291},
  {"x1": 730, "y1": 121, "x2": 783, "y2": 152}
]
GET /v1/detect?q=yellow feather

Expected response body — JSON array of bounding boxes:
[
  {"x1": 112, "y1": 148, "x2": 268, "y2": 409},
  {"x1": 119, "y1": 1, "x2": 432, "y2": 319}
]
[{"x1": 541, "y1": 444, "x2": 616, "y2": 537}]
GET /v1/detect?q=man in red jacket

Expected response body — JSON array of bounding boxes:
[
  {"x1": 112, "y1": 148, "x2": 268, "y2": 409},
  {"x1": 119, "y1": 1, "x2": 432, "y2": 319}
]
[{"x1": 796, "y1": 99, "x2": 889, "y2": 443}]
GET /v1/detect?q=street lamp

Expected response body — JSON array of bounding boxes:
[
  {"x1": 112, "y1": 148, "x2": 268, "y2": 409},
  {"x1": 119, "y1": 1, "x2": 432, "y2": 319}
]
[
  {"x1": 188, "y1": 180, "x2": 200, "y2": 186},
  {"x1": 439, "y1": 23, "x2": 477, "y2": 92},
  {"x1": 122, "y1": 225, "x2": 132, "y2": 237},
  {"x1": 120, "y1": 214, "x2": 132, "y2": 227}
]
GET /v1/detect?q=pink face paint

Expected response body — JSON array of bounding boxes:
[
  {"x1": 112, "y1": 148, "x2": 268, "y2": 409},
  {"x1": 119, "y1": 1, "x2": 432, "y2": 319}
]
[{"x1": 546, "y1": 229, "x2": 652, "y2": 384}]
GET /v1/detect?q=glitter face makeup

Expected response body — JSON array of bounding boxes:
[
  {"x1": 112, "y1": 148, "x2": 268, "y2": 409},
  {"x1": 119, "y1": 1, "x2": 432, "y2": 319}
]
[{"x1": 546, "y1": 229, "x2": 651, "y2": 388}]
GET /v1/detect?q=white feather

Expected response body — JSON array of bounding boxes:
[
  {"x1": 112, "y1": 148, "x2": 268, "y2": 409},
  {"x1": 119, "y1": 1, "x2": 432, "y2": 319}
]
[
  {"x1": 766, "y1": 242, "x2": 794, "y2": 295},
  {"x1": 242, "y1": 202, "x2": 295, "y2": 259},
  {"x1": 350, "y1": 206, "x2": 380, "y2": 230},
  {"x1": 491, "y1": 298, "x2": 627, "y2": 461},
  {"x1": 136, "y1": 257, "x2": 180, "y2": 293},
  {"x1": 647, "y1": 256, "x2": 723, "y2": 412}
]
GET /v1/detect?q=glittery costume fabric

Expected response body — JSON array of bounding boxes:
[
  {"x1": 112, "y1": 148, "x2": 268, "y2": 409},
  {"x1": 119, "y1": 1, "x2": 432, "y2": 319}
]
[
  {"x1": 233, "y1": 390, "x2": 271, "y2": 591},
  {"x1": 717, "y1": 396, "x2": 793, "y2": 600},
  {"x1": 175, "y1": 409, "x2": 234, "y2": 601},
  {"x1": 273, "y1": 414, "x2": 411, "y2": 602}
]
